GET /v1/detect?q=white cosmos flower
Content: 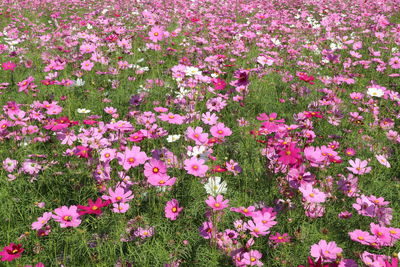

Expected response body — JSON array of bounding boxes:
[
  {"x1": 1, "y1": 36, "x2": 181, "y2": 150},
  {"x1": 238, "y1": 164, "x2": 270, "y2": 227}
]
[
  {"x1": 271, "y1": 38, "x2": 281, "y2": 46},
  {"x1": 167, "y1": 134, "x2": 181, "y2": 143},
  {"x1": 77, "y1": 108, "x2": 91, "y2": 114},
  {"x1": 204, "y1": 176, "x2": 227, "y2": 197},
  {"x1": 75, "y1": 78, "x2": 85, "y2": 87},
  {"x1": 187, "y1": 145, "x2": 206, "y2": 157},
  {"x1": 367, "y1": 87, "x2": 384, "y2": 97},
  {"x1": 185, "y1": 66, "x2": 202, "y2": 76}
]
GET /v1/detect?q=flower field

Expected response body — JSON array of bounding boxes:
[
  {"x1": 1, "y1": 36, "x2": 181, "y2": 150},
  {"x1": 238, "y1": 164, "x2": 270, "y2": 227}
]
[{"x1": 0, "y1": 0, "x2": 400, "y2": 266}]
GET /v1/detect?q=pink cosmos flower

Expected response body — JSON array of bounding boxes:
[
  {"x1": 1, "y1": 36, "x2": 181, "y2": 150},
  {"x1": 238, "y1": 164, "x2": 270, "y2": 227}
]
[
  {"x1": 135, "y1": 227, "x2": 155, "y2": 239},
  {"x1": 81, "y1": 60, "x2": 94, "y2": 71},
  {"x1": 245, "y1": 220, "x2": 270, "y2": 237},
  {"x1": 53, "y1": 205, "x2": 81, "y2": 228},
  {"x1": 117, "y1": 146, "x2": 148, "y2": 170},
  {"x1": 144, "y1": 159, "x2": 167, "y2": 179},
  {"x1": 242, "y1": 250, "x2": 263, "y2": 266},
  {"x1": 349, "y1": 229, "x2": 376, "y2": 245},
  {"x1": 299, "y1": 184, "x2": 327, "y2": 203},
  {"x1": 112, "y1": 203, "x2": 130, "y2": 213},
  {"x1": 165, "y1": 199, "x2": 183, "y2": 220},
  {"x1": 370, "y1": 223, "x2": 392, "y2": 246},
  {"x1": 310, "y1": 240, "x2": 343, "y2": 262},
  {"x1": 389, "y1": 57, "x2": 400, "y2": 69},
  {"x1": 199, "y1": 221, "x2": 213, "y2": 239},
  {"x1": 100, "y1": 148, "x2": 116, "y2": 162},
  {"x1": 158, "y1": 113, "x2": 185, "y2": 124},
  {"x1": 347, "y1": 158, "x2": 371, "y2": 175},
  {"x1": 184, "y1": 157, "x2": 208, "y2": 177},
  {"x1": 201, "y1": 112, "x2": 218, "y2": 125},
  {"x1": 230, "y1": 206, "x2": 256, "y2": 217},
  {"x1": 102, "y1": 186, "x2": 134, "y2": 203},
  {"x1": 2, "y1": 158, "x2": 18, "y2": 172},
  {"x1": 31, "y1": 212, "x2": 53, "y2": 230},
  {"x1": 205, "y1": 195, "x2": 229, "y2": 211},
  {"x1": 210, "y1": 122, "x2": 232, "y2": 139},
  {"x1": 186, "y1": 126, "x2": 209, "y2": 145},
  {"x1": 147, "y1": 174, "x2": 176, "y2": 186},
  {"x1": 375, "y1": 154, "x2": 391, "y2": 168},
  {"x1": 149, "y1": 26, "x2": 165, "y2": 42},
  {"x1": 0, "y1": 243, "x2": 24, "y2": 262}
]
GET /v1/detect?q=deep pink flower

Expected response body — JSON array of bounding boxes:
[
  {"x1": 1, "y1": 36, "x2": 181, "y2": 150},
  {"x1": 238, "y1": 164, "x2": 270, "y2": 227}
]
[
  {"x1": 1, "y1": 61, "x2": 16, "y2": 71},
  {"x1": 165, "y1": 199, "x2": 183, "y2": 220},
  {"x1": 278, "y1": 143, "x2": 302, "y2": 165},
  {"x1": 77, "y1": 198, "x2": 110, "y2": 216},
  {"x1": 0, "y1": 243, "x2": 24, "y2": 262}
]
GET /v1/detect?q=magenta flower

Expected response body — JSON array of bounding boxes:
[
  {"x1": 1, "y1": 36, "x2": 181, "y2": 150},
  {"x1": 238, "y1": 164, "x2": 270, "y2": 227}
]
[
  {"x1": 0, "y1": 243, "x2": 24, "y2": 262},
  {"x1": 117, "y1": 146, "x2": 148, "y2": 170},
  {"x1": 165, "y1": 199, "x2": 183, "y2": 220},
  {"x1": 278, "y1": 143, "x2": 302, "y2": 165},
  {"x1": 77, "y1": 198, "x2": 110, "y2": 216},
  {"x1": 269, "y1": 232, "x2": 291, "y2": 243},
  {"x1": 310, "y1": 240, "x2": 343, "y2": 262},
  {"x1": 205, "y1": 195, "x2": 229, "y2": 211},
  {"x1": 347, "y1": 158, "x2": 371, "y2": 175},
  {"x1": 1, "y1": 61, "x2": 16, "y2": 71},
  {"x1": 53, "y1": 205, "x2": 81, "y2": 228},
  {"x1": 184, "y1": 157, "x2": 208, "y2": 177},
  {"x1": 210, "y1": 122, "x2": 232, "y2": 139}
]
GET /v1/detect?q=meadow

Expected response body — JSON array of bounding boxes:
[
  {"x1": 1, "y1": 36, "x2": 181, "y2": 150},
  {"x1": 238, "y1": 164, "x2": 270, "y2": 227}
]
[{"x1": 0, "y1": 0, "x2": 400, "y2": 266}]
